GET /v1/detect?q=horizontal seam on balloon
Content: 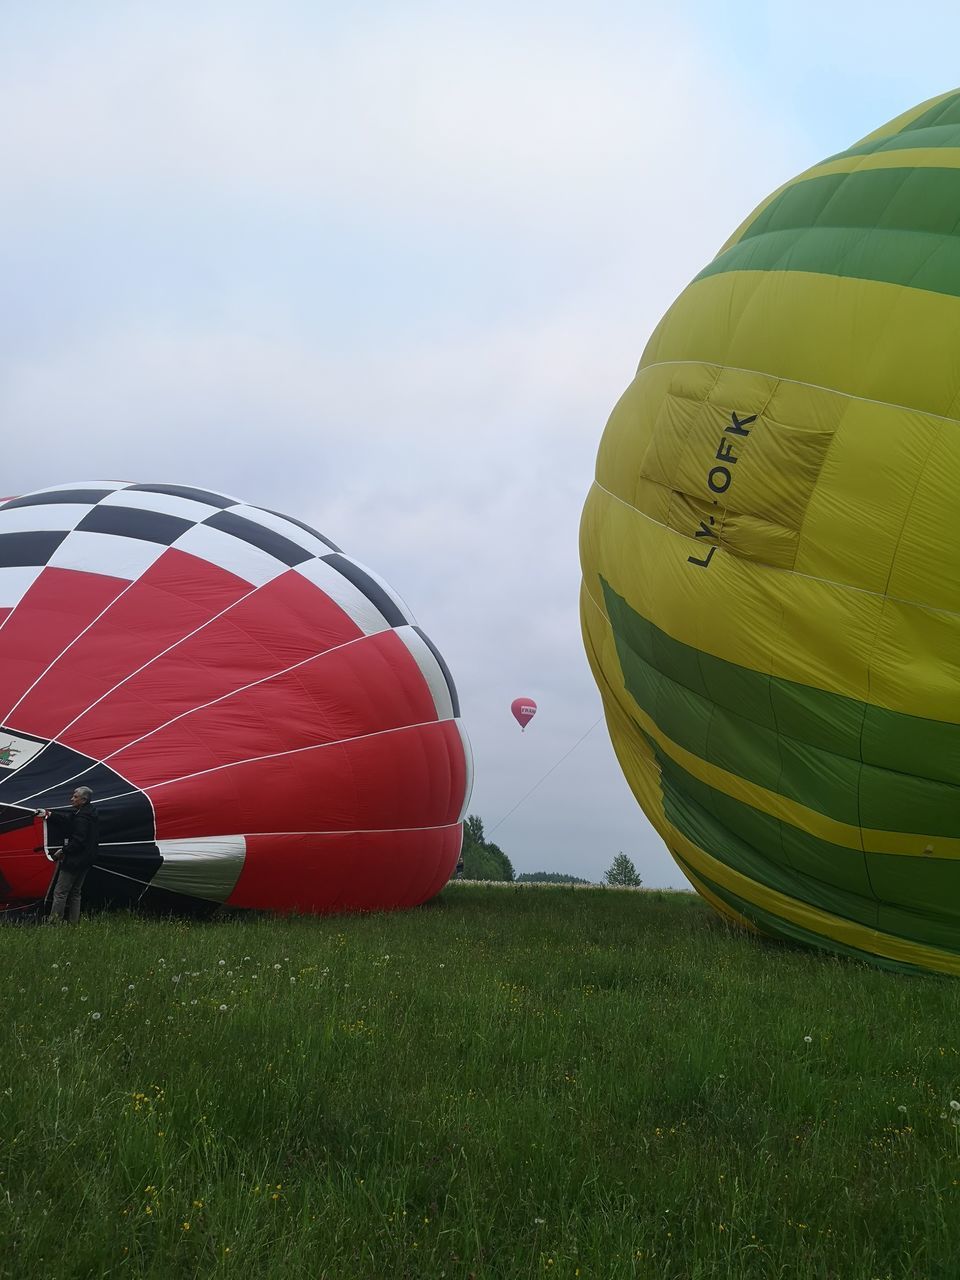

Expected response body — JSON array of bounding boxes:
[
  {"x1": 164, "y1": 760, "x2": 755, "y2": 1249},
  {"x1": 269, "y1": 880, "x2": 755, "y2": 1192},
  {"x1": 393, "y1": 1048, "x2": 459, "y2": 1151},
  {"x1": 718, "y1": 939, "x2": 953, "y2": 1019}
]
[
  {"x1": 718, "y1": 150, "x2": 960, "y2": 251},
  {"x1": 599, "y1": 574, "x2": 960, "y2": 825},
  {"x1": 580, "y1": 580, "x2": 960, "y2": 858},
  {"x1": 6, "y1": 737, "x2": 156, "y2": 823},
  {"x1": 87, "y1": 628, "x2": 421, "y2": 770},
  {"x1": 0, "y1": 571, "x2": 149, "y2": 727},
  {"x1": 636, "y1": 358, "x2": 960, "y2": 429},
  {"x1": 3, "y1": 559, "x2": 402, "y2": 801},
  {"x1": 589, "y1": 478, "x2": 960, "y2": 621},
  {"x1": 670, "y1": 828, "x2": 960, "y2": 974},
  {"x1": 672, "y1": 852, "x2": 919, "y2": 971},
  {"x1": 1, "y1": 575, "x2": 273, "y2": 794},
  {"x1": 96, "y1": 822, "x2": 463, "y2": 845},
  {"x1": 90, "y1": 717, "x2": 461, "y2": 802}
]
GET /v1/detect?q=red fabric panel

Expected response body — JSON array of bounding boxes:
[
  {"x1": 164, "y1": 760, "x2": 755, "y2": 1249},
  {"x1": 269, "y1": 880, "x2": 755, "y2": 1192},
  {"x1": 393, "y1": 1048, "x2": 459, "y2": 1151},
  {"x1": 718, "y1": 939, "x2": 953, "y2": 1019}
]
[
  {"x1": 148, "y1": 719, "x2": 468, "y2": 840},
  {"x1": 9, "y1": 550, "x2": 253, "y2": 741},
  {"x1": 227, "y1": 825, "x2": 462, "y2": 912},
  {"x1": 107, "y1": 629, "x2": 439, "y2": 787},
  {"x1": 62, "y1": 568, "x2": 364, "y2": 761},
  {"x1": 0, "y1": 816, "x2": 52, "y2": 902},
  {"x1": 0, "y1": 569, "x2": 127, "y2": 725}
]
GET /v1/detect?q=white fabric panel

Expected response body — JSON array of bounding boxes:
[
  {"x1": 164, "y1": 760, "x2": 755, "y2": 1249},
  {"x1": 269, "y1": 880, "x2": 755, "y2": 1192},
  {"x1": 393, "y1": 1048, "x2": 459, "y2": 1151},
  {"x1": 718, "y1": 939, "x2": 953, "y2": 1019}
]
[
  {"x1": 172, "y1": 523, "x2": 288, "y2": 587},
  {"x1": 26, "y1": 480, "x2": 130, "y2": 494},
  {"x1": 228, "y1": 505, "x2": 332, "y2": 558},
  {"x1": 99, "y1": 489, "x2": 224, "y2": 523},
  {"x1": 154, "y1": 835, "x2": 247, "y2": 902},
  {"x1": 455, "y1": 718, "x2": 475, "y2": 822},
  {"x1": 0, "y1": 730, "x2": 46, "y2": 773},
  {"x1": 393, "y1": 625, "x2": 454, "y2": 720},
  {"x1": 0, "y1": 565, "x2": 43, "y2": 609},
  {"x1": 0, "y1": 505, "x2": 92, "y2": 533},
  {"x1": 295, "y1": 557, "x2": 392, "y2": 634},
  {"x1": 46, "y1": 531, "x2": 167, "y2": 581},
  {"x1": 348, "y1": 556, "x2": 417, "y2": 623}
]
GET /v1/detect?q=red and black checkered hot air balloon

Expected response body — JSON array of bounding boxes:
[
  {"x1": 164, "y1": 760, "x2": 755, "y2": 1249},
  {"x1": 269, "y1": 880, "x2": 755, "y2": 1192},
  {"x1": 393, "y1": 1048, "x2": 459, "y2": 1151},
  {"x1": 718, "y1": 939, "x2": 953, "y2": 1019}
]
[{"x1": 0, "y1": 482, "x2": 473, "y2": 915}]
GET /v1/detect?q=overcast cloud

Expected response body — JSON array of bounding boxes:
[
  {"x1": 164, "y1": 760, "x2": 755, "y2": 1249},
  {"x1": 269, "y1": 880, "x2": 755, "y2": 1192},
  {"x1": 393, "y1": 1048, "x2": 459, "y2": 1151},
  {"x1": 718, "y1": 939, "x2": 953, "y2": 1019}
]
[{"x1": 4, "y1": 2, "x2": 960, "y2": 883}]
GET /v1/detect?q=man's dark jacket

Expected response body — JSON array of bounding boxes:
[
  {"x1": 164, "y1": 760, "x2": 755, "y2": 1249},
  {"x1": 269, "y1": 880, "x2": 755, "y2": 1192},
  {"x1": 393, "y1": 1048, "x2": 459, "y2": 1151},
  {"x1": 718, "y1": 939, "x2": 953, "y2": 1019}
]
[{"x1": 56, "y1": 804, "x2": 99, "y2": 872}]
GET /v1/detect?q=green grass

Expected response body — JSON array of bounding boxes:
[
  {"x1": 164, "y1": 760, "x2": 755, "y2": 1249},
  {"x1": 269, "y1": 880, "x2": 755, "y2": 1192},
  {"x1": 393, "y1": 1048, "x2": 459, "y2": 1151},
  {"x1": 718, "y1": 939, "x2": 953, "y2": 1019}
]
[{"x1": 3, "y1": 883, "x2": 960, "y2": 1279}]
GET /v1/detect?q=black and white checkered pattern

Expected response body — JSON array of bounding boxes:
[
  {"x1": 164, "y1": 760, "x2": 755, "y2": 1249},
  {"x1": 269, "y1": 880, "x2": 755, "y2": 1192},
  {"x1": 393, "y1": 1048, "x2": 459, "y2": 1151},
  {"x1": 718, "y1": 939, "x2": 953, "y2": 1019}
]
[{"x1": 0, "y1": 481, "x2": 460, "y2": 719}]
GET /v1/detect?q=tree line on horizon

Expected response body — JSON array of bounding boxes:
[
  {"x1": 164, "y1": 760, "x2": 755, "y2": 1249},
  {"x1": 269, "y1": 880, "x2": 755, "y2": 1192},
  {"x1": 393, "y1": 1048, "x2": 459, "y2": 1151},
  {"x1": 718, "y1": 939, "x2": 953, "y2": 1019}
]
[{"x1": 458, "y1": 815, "x2": 642, "y2": 887}]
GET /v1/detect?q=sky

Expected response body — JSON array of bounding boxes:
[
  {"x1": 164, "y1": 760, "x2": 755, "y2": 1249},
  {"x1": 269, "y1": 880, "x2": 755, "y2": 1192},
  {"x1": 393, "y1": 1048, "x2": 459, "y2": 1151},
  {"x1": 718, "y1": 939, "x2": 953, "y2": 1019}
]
[{"x1": 3, "y1": 1, "x2": 960, "y2": 886}]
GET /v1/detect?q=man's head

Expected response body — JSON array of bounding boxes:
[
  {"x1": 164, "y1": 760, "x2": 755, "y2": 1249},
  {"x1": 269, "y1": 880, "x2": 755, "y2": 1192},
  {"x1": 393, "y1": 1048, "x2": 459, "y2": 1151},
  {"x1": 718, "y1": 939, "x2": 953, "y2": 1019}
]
[{"x1": 70, "y1": 787, "x2": 93, "y2": 808}]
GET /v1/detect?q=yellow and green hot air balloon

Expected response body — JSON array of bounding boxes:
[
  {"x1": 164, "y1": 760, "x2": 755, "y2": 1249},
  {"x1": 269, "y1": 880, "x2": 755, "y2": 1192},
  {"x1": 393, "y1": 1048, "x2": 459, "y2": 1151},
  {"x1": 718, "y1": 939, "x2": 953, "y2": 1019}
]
[{"x1": 580, "y1": 89, "x2": 960, "y2": 975}]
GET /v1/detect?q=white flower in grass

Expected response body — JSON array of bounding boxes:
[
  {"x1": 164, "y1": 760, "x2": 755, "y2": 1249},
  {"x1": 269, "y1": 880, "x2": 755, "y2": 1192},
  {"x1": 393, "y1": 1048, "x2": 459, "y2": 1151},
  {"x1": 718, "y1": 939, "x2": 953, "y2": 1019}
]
[
  {"x1": 127, "y1": 984, "x2": 135, "y2": 991},
  {"x1": 91, "y1": 1012, "x2": 101, "y2": 1021},
  {"x1": 803, "y1": 1036, "x2": 812, "y2": 1044},
  {"x1": 274, "y1": 964, "x2": 281, "y2": 970},
  {"x1": 61, "y1": 986, "x2": 68, "y2": 993},
  {"x1": 218, "y1": 960, "x2": 226, "y2": 966},
  {"x1": 219, "y1": 1004, "x2": 228, "y2": 1012},
  {"x1": 80, "y1": 995, "x2": 88, "y2": 1002},
  {"x1": 51, "y1": 963, "x2": 59, "y2": 970},
  {"x1": 950, "y1": 1100, "x2": 960, "y2": 1112},
  {"x1": 898, "y1": 1105, "x2": 907, "y2": 1114}
]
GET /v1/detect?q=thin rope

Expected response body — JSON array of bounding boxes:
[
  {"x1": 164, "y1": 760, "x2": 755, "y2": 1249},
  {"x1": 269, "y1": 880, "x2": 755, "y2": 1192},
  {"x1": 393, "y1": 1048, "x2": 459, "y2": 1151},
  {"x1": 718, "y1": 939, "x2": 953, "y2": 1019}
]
[{"x1": 488, "y1": 717, "x2": 604, "y2": 836}]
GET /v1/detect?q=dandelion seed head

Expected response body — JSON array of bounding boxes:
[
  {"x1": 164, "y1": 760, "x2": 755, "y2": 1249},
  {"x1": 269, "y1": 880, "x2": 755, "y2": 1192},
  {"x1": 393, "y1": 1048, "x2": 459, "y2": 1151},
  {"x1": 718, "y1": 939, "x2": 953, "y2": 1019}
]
[
  {"x1": 91, "y1": 1012, "x2": 101, "y2": 1021},
  {"x1": 803, "y1": 1035, "x2": 812, "y2": 1044},
  {"x1": 219, "y1": 1004, "x2": 228, "y2": 1012}
]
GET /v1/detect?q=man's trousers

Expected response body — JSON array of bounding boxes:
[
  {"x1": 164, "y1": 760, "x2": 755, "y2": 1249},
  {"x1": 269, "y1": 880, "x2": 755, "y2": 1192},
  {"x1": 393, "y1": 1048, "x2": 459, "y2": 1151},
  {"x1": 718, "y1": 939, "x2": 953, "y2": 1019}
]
[{"x1": 49, "y1": 865, "x2": 89, "y2": 924}]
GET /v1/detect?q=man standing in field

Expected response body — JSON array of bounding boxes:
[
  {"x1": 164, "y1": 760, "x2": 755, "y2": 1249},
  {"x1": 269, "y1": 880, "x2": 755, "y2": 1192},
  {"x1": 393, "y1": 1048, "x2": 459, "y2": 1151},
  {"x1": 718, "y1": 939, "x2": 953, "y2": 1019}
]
[{"x1": 40, "y1": 787, "x2": 99, "y2": 924}]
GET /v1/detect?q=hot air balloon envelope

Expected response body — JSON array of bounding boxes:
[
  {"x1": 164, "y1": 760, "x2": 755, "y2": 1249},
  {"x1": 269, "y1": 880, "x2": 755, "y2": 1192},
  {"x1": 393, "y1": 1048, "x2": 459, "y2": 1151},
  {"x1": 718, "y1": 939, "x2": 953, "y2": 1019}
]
[
  {"x1": 511, "y1": 698, "x2": 537, "y2": 731},
  {"x1": 581, "y1": 89, "x2": 960, "y2": 975},
  {"x1": 0, "y1": 482, "x2": 473, "y2": 915}
]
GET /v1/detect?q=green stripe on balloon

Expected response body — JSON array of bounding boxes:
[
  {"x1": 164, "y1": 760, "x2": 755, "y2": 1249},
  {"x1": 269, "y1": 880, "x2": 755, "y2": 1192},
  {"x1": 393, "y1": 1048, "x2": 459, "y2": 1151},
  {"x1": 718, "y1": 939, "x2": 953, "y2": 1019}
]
[
  {"x1": 652, "y1": 737, "x2": 960, "y2": 954},
  {"x1": 696, "y1": 167, "x2": 960, "y2": 298},
  {"x1": 601, "y1": 578, "x2": 960, "y2": 836},
  {"x1": 671, "y1": 850, "x2": 930, "y2": 975}
]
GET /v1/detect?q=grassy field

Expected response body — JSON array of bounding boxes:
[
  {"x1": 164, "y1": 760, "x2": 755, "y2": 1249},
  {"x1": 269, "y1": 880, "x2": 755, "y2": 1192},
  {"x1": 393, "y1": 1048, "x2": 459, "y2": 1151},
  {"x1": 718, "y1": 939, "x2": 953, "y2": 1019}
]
[{"x1": 3, "y1": 883, "x2": 960, "y2": 1279}]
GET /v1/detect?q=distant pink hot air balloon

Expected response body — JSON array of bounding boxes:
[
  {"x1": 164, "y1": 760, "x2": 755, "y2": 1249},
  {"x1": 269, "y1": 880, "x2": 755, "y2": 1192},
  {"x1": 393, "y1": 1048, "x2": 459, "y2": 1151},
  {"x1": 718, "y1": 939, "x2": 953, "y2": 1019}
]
[{"x1": 511, "y1": 698, "x2": 537, "y2": 732}]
